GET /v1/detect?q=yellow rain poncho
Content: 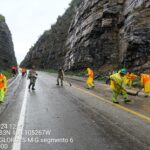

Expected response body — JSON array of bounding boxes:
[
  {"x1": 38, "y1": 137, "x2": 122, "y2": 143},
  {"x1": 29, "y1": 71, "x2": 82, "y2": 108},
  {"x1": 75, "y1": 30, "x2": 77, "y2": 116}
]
[
  {"x1": 86, "y1": 68, "x2": 94, "y2": 88},
  {"x1": 140, "y1": 74, "x2": 150, "y2": 93},
  {"x1": 110, "y1": 72, "x2": 124, "y2": 91},
  {"x1": 124, "y1": 72, "x2": 137, "y2": 87},
  {"x1": 0, "y1": 73, "x2": 7, "y2": 102},
  {"x1": 110, "y1": 72, "x2": 128, "y2": 102}
]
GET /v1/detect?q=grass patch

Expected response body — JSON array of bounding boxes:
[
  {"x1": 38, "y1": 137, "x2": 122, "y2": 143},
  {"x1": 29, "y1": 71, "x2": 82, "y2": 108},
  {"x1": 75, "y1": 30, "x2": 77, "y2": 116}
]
[
  {"x1": 44, "y1": 69, "x2": 87, "y2": 78},
  {"x1": 95, "y1": 75, "x2": 107, "y2": 81},
  {"x1": 0, "y1": 15, "x2": 5, "y2": 22},
  {"x1": 65, "y1": 70, "x2": 86, "y2": 77},
  {"x1": 44, "y1": 68, "x2": 111, "y2": 83},
  {"x1": 1, "y1": 70, "x2": 12, "y2": 79},
  {"x1": 45, "y1": 69, "x2": 57, "y2": 74}
]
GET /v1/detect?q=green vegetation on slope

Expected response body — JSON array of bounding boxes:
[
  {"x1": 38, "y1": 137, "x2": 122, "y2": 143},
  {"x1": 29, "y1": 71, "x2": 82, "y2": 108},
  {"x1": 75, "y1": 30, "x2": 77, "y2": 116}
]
[
  {"x1": 20, "y1": 0, "x2": 84, "y2": 69},
  {"x1": 0, "y1": 15, "x2": 5, "y2": 22},
  {"x1": 1, "y1": 70, "x2": 12, "y2": 79}
]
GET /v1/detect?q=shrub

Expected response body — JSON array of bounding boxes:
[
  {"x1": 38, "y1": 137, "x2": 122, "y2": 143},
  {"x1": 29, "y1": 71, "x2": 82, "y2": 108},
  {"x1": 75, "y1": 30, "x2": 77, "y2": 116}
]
[
  {"x1": 0, "y1": 15, "x2": 5, "y2": 22},
  {"x1": 1, "y1": 70, "x2": 12, "y2": 79}
]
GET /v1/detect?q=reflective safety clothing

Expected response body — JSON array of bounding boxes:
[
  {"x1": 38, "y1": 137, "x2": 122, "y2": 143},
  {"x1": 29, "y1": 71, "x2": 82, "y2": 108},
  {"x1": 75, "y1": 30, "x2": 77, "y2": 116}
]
[
  {"x1": 0, "y1": 74, "x2": 7, "y2": 102},
  {"x1": 22, "y1": 68, "x2": 27, "y2": 73},
  {"x1": 140, "y1": 74, "x2": 150, "y2": 94},
  {"x1": 124, "y1": 72, "x2": 137, "y2": 87},
  {"x1": 110, "y1": 72, "x2": 124, "y2": 90},
  {"x1": 110, "y1": 72, "x2": 128, "y2": 102},
  {"x1": 0, "y1": 90, "x2": 5, "y2": 102},
  {"x1": 11, "y1": 66, "x2": 16, "y2": 70},
  {"x1": 86, "y1": 68, "x2": 94, "y2": 88},
  {"x1": 0, "y1": 74, "x2": 7, "y2": 90},
  {"x1": 22, "y1": 68, "x2": 27, "y2": 77}
]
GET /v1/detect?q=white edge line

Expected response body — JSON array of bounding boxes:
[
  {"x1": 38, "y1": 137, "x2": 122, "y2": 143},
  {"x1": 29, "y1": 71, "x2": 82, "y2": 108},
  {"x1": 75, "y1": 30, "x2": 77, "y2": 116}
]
[{"x1": 12, "y1": 80, "x2": 28, "y2": 150}]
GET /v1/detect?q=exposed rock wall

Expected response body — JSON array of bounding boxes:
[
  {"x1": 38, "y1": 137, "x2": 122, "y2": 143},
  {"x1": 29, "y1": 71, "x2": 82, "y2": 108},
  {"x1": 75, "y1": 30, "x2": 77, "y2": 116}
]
[
  {"x1": 0, "y1": 15, "x2": 17, "y2": 70},
  {"x1": 20, "y1": 0, "x2": 83, "y2": 69},
  {"x1": 21, "y1": 0, "x2": 150, "y2": 72},
  {"x1": 120, "y1": 0, "x2": 150, "y2": 71},
  {"x1": 65, "y1": 0, "x2": 150, "y2": 71}
]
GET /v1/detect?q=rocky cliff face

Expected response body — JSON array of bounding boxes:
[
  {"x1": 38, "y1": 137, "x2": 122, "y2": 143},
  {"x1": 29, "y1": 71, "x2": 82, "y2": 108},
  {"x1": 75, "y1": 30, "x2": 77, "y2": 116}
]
[
  {"x1": 120, "y1": 0, "x2": 150, "y2": 72},
  {"x1": 20, "y1": 0, "x2": 83, "y2": 69},
  {"x1": 21, "y1": 0, "x2": 150, "y2": 72},
  {"x1": 65, "y1": 0, "x2": 150, "y2": 72},
  {"x1": 0, "y1": 15, "x2": 17, "y2": 70}
]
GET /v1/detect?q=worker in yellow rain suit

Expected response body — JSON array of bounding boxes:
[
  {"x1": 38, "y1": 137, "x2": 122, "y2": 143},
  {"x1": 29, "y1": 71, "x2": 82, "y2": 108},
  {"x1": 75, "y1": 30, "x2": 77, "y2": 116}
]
[
  {"x1": 124, "y1": 72, "x2": 137, "y2": 88},
  {"x1": 86, "y1": 68, "x2": 95, "y2": 89},
  {"x1": 110, "y1": 68, "x2": 131, "y2": 103},
  {"x1": 140, "y1": 73, "x2": 150, "y2": 97},
  {"x1": 0, "y1": 73, "x2": 7, "y2": 103}
]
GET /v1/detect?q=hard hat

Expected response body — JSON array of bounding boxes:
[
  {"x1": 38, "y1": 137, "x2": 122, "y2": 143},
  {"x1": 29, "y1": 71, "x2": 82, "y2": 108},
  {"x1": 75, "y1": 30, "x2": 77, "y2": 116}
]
[{"x1": 120, "y1": 68, "x2": 127, "y2": 75}]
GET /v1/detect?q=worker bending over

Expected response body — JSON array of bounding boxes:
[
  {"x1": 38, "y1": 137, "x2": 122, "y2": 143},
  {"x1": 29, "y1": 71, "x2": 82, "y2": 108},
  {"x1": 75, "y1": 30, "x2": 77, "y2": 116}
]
[{"x1": 110, "y1": 68, "x2": 131, "y2": 104}]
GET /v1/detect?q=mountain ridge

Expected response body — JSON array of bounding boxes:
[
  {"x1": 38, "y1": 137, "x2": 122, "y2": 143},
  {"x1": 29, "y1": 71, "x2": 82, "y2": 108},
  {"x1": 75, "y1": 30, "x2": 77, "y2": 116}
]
[
  {"x1": 0, "y1": 14, "x2": 17, "y2": 70},
  {"x1": 21, "y1": 0, "x2": 150, "y2": 73}
]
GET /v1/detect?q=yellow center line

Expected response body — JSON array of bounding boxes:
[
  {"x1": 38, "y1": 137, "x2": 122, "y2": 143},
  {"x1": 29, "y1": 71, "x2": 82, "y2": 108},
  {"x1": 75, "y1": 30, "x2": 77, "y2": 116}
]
[{"x1": 72, "y1": 86, "x2": 150, "y2": 122}]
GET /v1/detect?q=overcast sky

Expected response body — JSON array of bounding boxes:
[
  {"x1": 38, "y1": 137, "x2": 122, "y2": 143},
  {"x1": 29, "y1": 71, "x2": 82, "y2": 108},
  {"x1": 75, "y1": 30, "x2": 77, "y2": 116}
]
[{"x1": 0, "y1": 0, "x2": 71, "y2": 64}]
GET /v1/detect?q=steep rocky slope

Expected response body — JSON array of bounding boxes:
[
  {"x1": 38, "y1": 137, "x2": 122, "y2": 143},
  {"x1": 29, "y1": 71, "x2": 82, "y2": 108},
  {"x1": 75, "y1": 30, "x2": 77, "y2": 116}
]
[
  {"x1": 21, "y1": 0, "x2": 150, "y2": 72},
  {"x1": 65, "y1": 0, "x2": 150, "y2": 71},
  {"x1": 0, "y1": 15, "x2": 17, "y2": 70},
  {"x1": 20, "y1": 0, "x2": 83, "y2": 69}
]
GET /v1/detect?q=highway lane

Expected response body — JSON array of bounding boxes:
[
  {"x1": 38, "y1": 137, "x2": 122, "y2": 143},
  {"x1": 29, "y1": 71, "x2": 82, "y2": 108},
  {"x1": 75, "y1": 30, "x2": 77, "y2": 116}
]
[{"x1": 0, "y1": 72, "x2": 149, "y2": 150}]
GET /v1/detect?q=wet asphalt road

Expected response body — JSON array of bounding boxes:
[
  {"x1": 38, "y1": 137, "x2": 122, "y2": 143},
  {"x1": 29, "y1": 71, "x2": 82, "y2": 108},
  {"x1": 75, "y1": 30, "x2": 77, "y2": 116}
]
[{"x1": 0, "y1": 72, "x2": 150, "y2": 150}]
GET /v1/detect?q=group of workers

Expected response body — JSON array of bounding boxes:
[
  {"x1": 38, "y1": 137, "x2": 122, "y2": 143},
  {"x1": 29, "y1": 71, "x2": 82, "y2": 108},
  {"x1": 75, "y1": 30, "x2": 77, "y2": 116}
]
[
  {"x1": 54, "y1": 66, "x2": 150, "y2": 104},
  {"x1": 86, "y1": 67, "x2": 150, "y2": 103},
  {"x1": 110, "y1": 69, "x2": 150, "y2": 103},
  {"x1": 0, "y1": 65, "x2": 150, "y2": 104},
  {"x1": 56, "y1": 67, "x2": 95, "y2": 89},
  {"x1": 0, "y1": 66, "x2": 38, "y2": 103},
  {"x1": 11, "y1": 66, "x2": 27, "y2": 77}
]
